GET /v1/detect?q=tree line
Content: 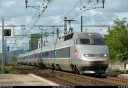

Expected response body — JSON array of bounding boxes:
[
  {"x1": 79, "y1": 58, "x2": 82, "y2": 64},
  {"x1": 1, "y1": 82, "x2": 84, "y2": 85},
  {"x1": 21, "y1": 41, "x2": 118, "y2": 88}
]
[{"x1": 104, "y1": 17, "x2": 128, "y2": 63}]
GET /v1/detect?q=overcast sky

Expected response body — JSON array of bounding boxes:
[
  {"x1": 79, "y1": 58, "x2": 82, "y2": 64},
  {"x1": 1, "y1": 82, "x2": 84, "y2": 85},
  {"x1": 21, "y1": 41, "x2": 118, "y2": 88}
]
[{"x1": 0, "y1": 0, "x2": 128, "y2": 53}]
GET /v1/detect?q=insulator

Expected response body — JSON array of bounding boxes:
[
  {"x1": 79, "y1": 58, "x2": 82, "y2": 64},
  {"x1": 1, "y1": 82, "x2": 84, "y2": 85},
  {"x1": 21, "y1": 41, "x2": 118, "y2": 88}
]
[{"x1": 25, "y1": 0, "x2": 28, "y2": 3}]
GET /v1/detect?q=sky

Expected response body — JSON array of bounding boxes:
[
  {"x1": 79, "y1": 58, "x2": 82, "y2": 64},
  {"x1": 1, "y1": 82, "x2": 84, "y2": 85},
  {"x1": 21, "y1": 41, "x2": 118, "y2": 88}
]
[{"x1": 0, "y1": 0, "x2": 128, "y2": 53}]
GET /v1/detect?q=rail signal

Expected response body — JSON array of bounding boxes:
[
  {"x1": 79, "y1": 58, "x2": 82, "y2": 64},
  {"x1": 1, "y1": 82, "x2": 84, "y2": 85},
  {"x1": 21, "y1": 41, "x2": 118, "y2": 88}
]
[
  {"x1": 4, "y1": 29, "x2": 11, "y2": 36},
  {"x1": 7, "y1": 46, "x2": 9, "y2": 51}
]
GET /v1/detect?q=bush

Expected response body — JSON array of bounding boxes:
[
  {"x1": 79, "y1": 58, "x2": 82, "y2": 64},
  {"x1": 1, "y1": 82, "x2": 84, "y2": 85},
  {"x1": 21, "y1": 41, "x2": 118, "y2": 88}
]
[
  {"x1": 11, "y1": 56, "x2": 17, "y2": 62},
  {"x1": 0, "y1": 66, "x2": 11, "y2": 74}
]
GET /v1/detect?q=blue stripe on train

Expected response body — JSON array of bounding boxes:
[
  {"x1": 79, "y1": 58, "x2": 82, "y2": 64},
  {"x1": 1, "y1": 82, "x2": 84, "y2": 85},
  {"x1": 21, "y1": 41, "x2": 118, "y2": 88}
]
[
  {"x1": 50, "y1": 50, "x2": 56, "y2": 58},
  {"x1": 41, "y1": 50, "x2": 56, "y2": 59}
]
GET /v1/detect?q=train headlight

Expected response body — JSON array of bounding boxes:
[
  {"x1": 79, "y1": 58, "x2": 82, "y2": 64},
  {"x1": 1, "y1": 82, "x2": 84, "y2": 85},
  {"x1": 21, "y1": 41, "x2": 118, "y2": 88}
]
[
  {"x1": 104, "y1": 54, "x2": 108, "y2": 57},
  {"x1": 99, "y1": 54, "x2": 108, "y2": 57},
  {"x1": 84, "y1": 54, "x2": 94, "y2": 57}
]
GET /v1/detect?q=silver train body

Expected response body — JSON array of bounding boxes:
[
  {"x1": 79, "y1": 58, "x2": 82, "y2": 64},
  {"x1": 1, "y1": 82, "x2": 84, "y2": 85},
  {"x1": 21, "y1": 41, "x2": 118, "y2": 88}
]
[{"x1": 17, "y1": 32, "x2": 109, "y2": 75}]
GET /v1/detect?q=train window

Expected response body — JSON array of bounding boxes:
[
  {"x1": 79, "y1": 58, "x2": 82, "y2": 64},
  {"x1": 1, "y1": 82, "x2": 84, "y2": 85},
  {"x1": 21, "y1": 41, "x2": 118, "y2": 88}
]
[
  {"x1": 80, "y1": 39, "x2": 90, "y2": 44},
  {"x1": 93, "y1": 38, "x2": 105, "y2": 45},
  {"x1": 42, "y1": 52, "x2": 48, "y2": 56}
]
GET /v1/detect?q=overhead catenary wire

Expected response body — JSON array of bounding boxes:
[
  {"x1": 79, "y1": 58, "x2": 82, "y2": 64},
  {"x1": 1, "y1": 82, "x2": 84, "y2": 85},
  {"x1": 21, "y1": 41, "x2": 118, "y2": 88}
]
[
  {"x1": 43, "y1": 0, "x2": 81, "y2": 26},
  {"x1": 25, "y1": 0, "x2": 44, "y2": 29},
  {"x1": 70, "y1": 0, "x2": 102, "y2": 20},
  {"x1": 64, "y1": 0, "x2": 80, "y2": 17},
  {"x1": 25, "y1": 0, "x2": 55, "y2": 36},
  {"x1": 11, "y1": 1, "x2": 44, "y2": 51},
  {"x1": 12, "y1": 0, "x2": 55, "y2": 51},
  {"x1": 37, "y1": 0, "x2": 98, "y2": 27},
  {"x1": 26, "y1": 10, "x2": 39, "y2": 29},
  {"x1": 44, "y1": 0, "x2": 86, "y2": 26}
]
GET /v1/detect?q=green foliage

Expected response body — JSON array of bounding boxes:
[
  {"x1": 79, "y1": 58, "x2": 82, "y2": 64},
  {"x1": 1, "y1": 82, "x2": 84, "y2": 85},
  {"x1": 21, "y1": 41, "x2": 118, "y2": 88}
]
[
  {"x1": 11, "y1": 56, "x2": 17, "y2": 62},
  {"x1": 0, "y1": 67, "x2": 11, "y2": 74},
  {"x1": 0, "y1": 55, "x2": 2, "y2": 60},
  {"x1": 104, "y1": 18, "x2": 128, "y2": 62}
]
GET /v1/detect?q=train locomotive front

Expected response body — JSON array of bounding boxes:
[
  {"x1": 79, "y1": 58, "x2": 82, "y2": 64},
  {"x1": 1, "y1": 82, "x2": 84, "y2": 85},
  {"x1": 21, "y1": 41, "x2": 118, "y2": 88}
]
[{"x1": 72, "y1": 33, "x2": 109, "y2": 75}]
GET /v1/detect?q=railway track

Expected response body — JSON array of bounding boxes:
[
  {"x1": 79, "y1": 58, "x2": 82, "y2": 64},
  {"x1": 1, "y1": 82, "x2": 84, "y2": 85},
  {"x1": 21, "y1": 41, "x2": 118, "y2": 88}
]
[
  {"x1": 107, "y1": 77, "x2": 128, "y2": 82},
  {"x1": 54, "y1": 71, "x2": 128, "y2": 86},
  {"x1": 106, "y1": 77, "x2": 128, "y2": 85},
  {"x1": 7, "y1": 64, "x2": 128, "y2": 86}
]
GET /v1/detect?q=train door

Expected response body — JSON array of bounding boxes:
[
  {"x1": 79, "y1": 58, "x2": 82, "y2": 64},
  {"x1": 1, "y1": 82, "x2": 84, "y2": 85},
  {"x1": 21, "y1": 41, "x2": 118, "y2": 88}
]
[
  {"x1": 50, "y1": 50, "x2": 55, "y2": 60},
  {"x1": 38, "y1": 52, "x2": 42, "y2": 66},
  {"x1": 32, "y1": 51, "x2": 34, "y2": 65},
  {"x1": 71, "y1": 38, "x2": 79, "y2": 63},
  {"x1": 51, "y1": 50, "x2": 56, "y2": 68},
  {"x1": 37, "y1": 53, "x2": 40, "y2": 66},
  {"x1": 48, "y1": 50, "x2": 52, "y2": 67},
  {"x1": 41, "y1": 51, "x2": 44, "y2": 66},
  {"x1": 70, "y1": 38, "x2": 79, "y2": 72}
]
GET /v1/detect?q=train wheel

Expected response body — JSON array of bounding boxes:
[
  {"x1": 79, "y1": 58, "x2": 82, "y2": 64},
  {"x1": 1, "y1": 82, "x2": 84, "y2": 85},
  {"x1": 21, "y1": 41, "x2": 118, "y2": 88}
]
[
  {"x1": 34, "y1": 62, "x2": 37, "y2": 66},
  {"x1": 29, "y1": 62, "x2": 32, "y2": 66},
  {"x1": 56, "y1": 64, "x2": 62, "y2": 71},
  {"x1": 79, "y1": 71, "x2": 84, "y2": 75},
  {"x1": 98, "y1": 73, "x2": 101, "y2": 76},
  {"x1": 72, "y1": 65, "x2": 79, "y2": 74},
  {"x1": 52, "y1": 64, "x2": 56, "y2": 70},
  {"x1": 41, "y1": 64, "x2": 45, "y2": 68},
  {"x1": 75, "y1": 68, "x2": 79, "y2": 74}
]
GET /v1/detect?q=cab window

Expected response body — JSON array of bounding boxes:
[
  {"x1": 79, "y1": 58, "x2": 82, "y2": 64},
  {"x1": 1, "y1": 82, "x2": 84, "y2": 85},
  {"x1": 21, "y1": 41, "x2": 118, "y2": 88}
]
[
  {"x1": 80, "y1": 39, "x2": 90, "y2": 44},
  {"x1": 93, "y1": 38, "x2": 105, "y2": 45}
]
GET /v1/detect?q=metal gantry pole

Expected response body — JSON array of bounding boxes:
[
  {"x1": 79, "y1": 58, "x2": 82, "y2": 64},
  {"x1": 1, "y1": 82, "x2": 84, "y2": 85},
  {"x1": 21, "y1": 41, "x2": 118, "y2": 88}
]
[
  {"x1": 81, "y1": 16, "x2": 83, "y2": 32},
  {"x1": 2, "y1": 19, "x2": 4, "y2": 74},
  {"x1": 41, "y1": 30, "x2": 43, "y2": 48},
  {"x1": 64, "y1": 17, "x2": 67, "y2": 35}
]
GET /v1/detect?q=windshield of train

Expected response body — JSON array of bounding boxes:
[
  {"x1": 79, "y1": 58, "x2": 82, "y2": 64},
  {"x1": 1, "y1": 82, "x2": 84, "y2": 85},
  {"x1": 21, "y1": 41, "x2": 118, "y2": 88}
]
[
  {"x1": 79, "y1": 38, "x2": 105, "y2": 45},
  {"x1": 93, "y1": 38, "x2": 105, "y2": 45},
  {"x1": 80, "y1": 39, "x2": 90, "y2": 44}
]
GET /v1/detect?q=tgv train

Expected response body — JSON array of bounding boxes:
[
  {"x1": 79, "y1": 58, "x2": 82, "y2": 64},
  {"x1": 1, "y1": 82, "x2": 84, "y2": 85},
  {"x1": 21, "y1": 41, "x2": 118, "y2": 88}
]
[{"x1": 17, "y1": 32, "x2": 109, "y2": 75}]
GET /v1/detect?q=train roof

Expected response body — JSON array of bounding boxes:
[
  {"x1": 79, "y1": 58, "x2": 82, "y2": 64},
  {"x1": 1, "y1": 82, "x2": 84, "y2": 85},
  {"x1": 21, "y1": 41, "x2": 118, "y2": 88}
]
[{"x1": 53, "y1": 32, "x2": 103, "y2": 43}]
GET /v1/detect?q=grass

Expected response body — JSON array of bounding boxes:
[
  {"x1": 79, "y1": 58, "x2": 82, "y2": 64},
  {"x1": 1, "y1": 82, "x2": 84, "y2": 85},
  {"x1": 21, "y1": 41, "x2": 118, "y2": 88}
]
[
  {"x1": 9, "y1": 62, "x2": 18, "y2": 65},
  {"x1": 0, "y1": 66, "x2": 11, "y2": 74},
  {"x1": 0, "y1": 63, "x2": 17, "y2": 74}
]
